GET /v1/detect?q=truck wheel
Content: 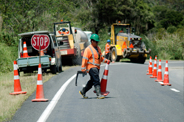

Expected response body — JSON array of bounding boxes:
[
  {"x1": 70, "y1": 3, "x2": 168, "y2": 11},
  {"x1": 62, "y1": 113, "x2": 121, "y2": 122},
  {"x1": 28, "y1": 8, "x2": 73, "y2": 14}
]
[
  {"x1": 138, "y1": 56, "x2": 146, "y2": 64},
  {"x1": 59, "y1": 60, "x2": 62, "y2": 72},
  {"x1": 111, "y1": 47, "x2": 118, "y2": 62},
  {"x1": 123, "y1": 49, "x2": 127, "y2": 58},
  {"x1": 72, "y1": 44, "x2": 82, "y2": 65},
  {"x1": 51, "y1": 65, "x2": 57, "y2": 74}
]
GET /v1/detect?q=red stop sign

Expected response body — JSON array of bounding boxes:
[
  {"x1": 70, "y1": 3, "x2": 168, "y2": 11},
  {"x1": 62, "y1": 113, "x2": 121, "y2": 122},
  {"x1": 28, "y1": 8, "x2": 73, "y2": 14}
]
[{"x1": 31, "y1": 34, "x2": 50, "y2": 51}]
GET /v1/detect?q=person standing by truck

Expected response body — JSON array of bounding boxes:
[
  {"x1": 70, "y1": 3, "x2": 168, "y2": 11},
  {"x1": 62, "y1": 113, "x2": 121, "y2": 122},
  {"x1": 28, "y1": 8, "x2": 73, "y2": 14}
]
[
  {"x1": 79, "y1": 34, "x2": 110, "y2": 99},
  {"x1": 105, "y1": 39, "x2": 111, "y2": 59}
]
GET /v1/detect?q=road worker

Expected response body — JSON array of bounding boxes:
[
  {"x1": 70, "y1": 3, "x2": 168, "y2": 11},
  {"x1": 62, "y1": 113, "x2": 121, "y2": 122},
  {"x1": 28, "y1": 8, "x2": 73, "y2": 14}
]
[
  {"x1": 105, "y1": 39, "x2": 111, "y2": 59},
  {"x1": 79, "y1": 34, "x2": 110, "y2": 99}
]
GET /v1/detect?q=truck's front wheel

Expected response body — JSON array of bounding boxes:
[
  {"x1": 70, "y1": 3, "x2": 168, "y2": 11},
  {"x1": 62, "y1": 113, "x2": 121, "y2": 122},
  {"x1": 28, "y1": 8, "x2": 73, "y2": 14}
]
[
  {"x1": 51, "y1": 65, "x2": 57, "y2": 74},
  {"x1": 111, "y1": 47, "x2": 120, "y2": 62}
]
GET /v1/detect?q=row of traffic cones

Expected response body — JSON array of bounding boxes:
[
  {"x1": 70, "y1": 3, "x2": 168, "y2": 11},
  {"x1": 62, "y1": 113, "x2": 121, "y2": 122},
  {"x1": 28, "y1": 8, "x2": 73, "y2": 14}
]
[
  {"x1": 10, "y1": 61, "x2": 48, "y2": 102},
  {"x1": 147, "y1": 56, "x2": 171, "y2": 86}
]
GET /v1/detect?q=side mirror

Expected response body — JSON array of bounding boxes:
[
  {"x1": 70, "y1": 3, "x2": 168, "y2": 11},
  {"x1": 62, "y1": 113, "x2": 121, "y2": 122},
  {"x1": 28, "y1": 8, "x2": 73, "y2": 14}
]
[
  {"x1": 132, "y1": 27, "x2": 135, "y2": 33},
  {"x1": 59, "y1": 41, "x2": 63, "y2": 46},
  {"x1": 108, "y1": 27, "x2": 111, "y2": 35},
  {"x1": 126, "y1": 28, "x2": 129, "y2": 34}
]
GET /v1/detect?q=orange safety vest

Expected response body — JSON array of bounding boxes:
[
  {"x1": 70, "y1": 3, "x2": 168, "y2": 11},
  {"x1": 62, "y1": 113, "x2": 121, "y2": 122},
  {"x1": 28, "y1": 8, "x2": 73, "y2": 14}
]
[
  {"x1": 105, "y1": 43, "x2": 110, "y2": 55},
  {"x1": 81, "y1": 45, "x2": 108, "y2": 72}
]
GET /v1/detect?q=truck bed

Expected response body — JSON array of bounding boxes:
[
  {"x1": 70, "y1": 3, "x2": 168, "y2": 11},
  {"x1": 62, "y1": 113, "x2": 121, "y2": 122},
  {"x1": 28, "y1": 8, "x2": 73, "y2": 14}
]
[{"x1": 17, "y1": 55, "x2": 50, "y2": 68}]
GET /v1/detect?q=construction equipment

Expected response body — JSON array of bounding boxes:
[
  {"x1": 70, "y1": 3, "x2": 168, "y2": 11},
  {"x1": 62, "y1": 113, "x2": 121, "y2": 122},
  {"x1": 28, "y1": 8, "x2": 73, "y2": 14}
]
[
  {"x1": 54, "y1": 20, "x2": 90, "y2": 65},
  {"x1": 108, "y1": 21, "x2": 151, "y2": 63}
]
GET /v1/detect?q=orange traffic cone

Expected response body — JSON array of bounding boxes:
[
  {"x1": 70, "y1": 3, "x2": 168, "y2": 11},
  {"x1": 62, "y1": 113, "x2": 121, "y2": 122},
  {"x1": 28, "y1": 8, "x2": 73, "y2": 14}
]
[
  {"x1": 146, "y1": 56, "x2": 153, "y2": 75},
  {"x1": 40, "y1": 50, "x2": 44, "y2": 56},
  {"x1": 93, "y1": 62, "x2": 110, "y2": 96},
  {"x1": 32, "y1": 64, "x2": 48, "y2": 102},
  {"x1": 10, "y1": 61, "x2": 27, "y2": 95},
  {"x1": 155, "y1": 60, "x2": 163, "y2": 82},
  {"x1": 100, "y1": 61, "x2": 110, "y2": 96},
  {"x1": 147, "y1": 56, "x2": 151, "y2": 72},
  {"x1": 150, "y1": 59, "x2": 157, "y2": 78},
  {"x1": 23, "y1": 41, "x2": 30, "y2": 58},
  {"x1": 161, "y1": 60, "x2": 171, "y2": 86}
]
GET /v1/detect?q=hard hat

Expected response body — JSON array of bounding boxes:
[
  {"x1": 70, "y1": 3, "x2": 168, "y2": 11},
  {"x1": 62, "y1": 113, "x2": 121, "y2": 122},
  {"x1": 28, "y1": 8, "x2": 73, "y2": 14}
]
[
  {"x1": 107, "y1": 39, "x2": 110, "y2": 43},
  {"x1": 90, "y1": 34, "x2": 100, "y2": 42}
]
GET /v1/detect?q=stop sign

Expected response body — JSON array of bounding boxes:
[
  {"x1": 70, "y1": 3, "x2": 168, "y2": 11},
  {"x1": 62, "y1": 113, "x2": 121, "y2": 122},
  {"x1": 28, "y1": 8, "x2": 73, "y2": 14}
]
[{"x1": 31, "y1": 34, "x2": 50, "y2": 51}]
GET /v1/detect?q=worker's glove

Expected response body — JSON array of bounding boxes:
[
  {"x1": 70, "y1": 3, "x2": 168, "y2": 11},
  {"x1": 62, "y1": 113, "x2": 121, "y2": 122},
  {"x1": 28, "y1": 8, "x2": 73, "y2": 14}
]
[
  {"x1": 81, "y1": 69, "x2": 87, "y2": 75},
  {"x1": 107, "y1": 60, "x2": 110, "y2": 64}
]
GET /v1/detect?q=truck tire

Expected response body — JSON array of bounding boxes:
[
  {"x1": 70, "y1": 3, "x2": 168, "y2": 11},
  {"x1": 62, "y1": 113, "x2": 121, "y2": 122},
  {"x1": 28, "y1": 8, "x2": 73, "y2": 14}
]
[
  {"x1": 51, "y1": 65, "x2": 57, "y2": 74},
  {"x1": 72, "y1": 44, "x2": 82, "y2": 65},
  {"x1": 59, "y1": 58, "x2": 62, "y2": 72},
  {"x1": 138, "y1": 56, "x2": 146, "y2": 64},
  {"x1": 110, "y1": 47, "x2": 119, "y2": 62}
]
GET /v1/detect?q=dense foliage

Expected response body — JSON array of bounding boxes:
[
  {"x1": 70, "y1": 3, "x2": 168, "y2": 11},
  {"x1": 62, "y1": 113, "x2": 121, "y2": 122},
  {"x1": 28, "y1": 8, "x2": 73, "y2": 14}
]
[{"x1": 0, "y1": 0, "x2": 184, "y2": 73}]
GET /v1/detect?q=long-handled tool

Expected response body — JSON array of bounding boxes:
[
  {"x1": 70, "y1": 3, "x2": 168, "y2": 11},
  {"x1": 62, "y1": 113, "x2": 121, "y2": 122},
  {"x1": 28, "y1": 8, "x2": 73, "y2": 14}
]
[{"x1": 75, "y1": 71, "x2": 87, "y2": 86}]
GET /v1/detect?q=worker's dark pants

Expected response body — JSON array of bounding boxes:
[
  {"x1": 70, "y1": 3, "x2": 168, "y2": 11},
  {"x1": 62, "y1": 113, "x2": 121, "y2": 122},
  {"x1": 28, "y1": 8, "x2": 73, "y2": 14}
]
[
  {"x1": 84, "y1": 67, "x2": 100, "y2": 93},
  {"x1": 105, "y1": 53, "x2": 110, "y2": 59}
]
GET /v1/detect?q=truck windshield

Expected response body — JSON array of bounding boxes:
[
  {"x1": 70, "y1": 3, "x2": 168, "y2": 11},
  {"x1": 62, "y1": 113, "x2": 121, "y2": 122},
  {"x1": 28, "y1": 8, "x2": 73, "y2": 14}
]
[
  {"x1": 55, "y1": 23, "x2": 70, "y2": 36},
  {"x1": 114, "y1": 25, "x2": 129, "y2": 35}
]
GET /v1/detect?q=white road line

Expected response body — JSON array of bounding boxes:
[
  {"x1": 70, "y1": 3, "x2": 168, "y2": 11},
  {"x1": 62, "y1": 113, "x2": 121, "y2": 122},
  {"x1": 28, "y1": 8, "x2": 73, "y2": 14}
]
[
  {"x1": 170, "y1": 88, "x2": 180, "y2": 92},
  {"x1": 158, "y1": 82, "x2": 163, "y2": 85},
  {"x1": 37, "y1": 74, "x2": 76, "y2": 122}
]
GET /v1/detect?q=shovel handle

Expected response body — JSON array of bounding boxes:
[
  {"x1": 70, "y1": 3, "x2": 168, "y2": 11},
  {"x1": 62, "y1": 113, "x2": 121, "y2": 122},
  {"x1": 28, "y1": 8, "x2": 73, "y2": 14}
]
[{"x1": 75, "y1": 71, "x2": 87, "y2": 86}]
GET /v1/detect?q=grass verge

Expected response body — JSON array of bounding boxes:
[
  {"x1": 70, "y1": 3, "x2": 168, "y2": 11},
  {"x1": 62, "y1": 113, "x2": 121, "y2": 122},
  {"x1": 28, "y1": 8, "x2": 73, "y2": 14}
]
[{"x1": 0, "y1": 66, "x2": 72, "y2": 122}]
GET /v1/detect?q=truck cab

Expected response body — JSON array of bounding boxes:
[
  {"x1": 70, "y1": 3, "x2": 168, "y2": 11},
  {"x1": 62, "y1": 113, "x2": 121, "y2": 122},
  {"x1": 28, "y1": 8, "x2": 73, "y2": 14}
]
[{"x1": 17, "y1": 31, "x2": 62, "y2": 74}]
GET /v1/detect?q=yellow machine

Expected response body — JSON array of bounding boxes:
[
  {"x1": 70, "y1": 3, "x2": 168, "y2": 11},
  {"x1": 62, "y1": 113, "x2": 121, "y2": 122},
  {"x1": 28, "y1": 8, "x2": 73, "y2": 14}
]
[{"x1": 109, "y1": 22, "x2": 151, "y2": 63}]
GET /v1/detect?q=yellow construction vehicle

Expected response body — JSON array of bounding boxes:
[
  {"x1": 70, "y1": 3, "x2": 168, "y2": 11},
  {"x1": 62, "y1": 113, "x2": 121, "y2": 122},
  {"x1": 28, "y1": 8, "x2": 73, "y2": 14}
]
[{"x1": 108, "y1": 22, "x2": 151, "y2": 63}]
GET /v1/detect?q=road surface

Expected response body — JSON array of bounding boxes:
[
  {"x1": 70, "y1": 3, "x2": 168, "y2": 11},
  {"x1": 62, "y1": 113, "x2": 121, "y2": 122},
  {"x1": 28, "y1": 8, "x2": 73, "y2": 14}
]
[{"x1": 11, "y1": 60, "x2": 184, "y2": 122}]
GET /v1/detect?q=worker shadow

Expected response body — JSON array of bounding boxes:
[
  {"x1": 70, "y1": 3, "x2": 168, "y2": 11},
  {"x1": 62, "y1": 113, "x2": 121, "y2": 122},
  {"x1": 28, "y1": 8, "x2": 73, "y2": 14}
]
[
  {"x1": 119, "y1": 60, "x2": 148, "y2": 65},
  {"x1": 80, "y1": 96, "x2": 114, "y2": 99}
]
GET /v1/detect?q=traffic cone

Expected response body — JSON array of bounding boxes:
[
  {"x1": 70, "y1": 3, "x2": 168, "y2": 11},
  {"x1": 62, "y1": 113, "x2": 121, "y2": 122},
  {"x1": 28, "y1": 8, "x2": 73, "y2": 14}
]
[
  {"x1": 94, "y1": 62, "x2": 110, "y2": 96},
  {"x1": 10, "y1": 61, "x2": 27, "y2": 95},
  {"x1": 40, "y1": 50, "x2": 44, "y2": 56},
  {"x1": 155, "y1": 59, "x2": 163, "y2": 82},
  {"x1": 150, "y1": 59, "x2": 157, "y2": 78},
  {"x1": 146, "y1": 57, "x2": 153, "y2": 75},
  {"x1": 161, "y1": 60, "x2": 171, "y2": 86},
  {"x1": 23, "y1": 41, "x2": 30, "y2": 58},
  {"x1": 147, "y1": 56, "x2": 151, "y2": 72},
  {"x1": 100, "y1": 61, "x2": 110, "y2": 96},
  {"x1": 32, "y1": 64, "x2": 48, "y2": 102}
]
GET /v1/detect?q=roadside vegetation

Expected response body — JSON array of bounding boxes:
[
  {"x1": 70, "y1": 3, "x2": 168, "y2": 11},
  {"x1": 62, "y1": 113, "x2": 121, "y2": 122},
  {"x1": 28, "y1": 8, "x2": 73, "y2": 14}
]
[{"x1": 0, "y1": 0, "x2": 184, "y2": 121}]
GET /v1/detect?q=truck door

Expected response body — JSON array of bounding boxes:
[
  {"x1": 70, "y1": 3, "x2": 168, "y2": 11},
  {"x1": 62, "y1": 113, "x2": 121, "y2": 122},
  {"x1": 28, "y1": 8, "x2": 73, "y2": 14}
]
[{"x1": 50, "y1": 35, "x2": 62, "y2": 69}]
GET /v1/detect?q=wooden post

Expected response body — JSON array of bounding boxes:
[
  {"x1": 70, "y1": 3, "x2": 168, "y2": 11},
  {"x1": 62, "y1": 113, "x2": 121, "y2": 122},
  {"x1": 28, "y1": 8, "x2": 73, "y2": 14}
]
[{"x1": 39, "y1": 46, "x2": 41, "y2": 64}]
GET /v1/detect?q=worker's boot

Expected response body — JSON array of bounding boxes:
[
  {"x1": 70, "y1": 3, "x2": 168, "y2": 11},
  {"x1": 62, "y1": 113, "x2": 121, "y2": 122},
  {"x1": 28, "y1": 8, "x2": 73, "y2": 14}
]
[
  {"x1": 95, "y1": 85, "x2": 105, "y2": 99},
  {"x1": 79, "y1": 87, "x2": 88, "y2": 99},
  {"x1": 79, "y1": 84, "x2": 92, "y2": 99}
]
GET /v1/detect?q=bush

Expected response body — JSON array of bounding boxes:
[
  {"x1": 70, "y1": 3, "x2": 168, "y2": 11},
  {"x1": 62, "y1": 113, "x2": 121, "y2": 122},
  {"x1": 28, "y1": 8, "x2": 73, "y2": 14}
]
[
  {"x1": 0, "y1": 43, "x2": 17, "y2": 74},
  {"x1": 141, "y1": 34, "x2": 157, "y2": 59},
  {"x1": 167, "y1": 26, "x2": 177, "y2": 33},
  {"x1": 154, "y1": 32, "x2": 183, "y2": 60}
]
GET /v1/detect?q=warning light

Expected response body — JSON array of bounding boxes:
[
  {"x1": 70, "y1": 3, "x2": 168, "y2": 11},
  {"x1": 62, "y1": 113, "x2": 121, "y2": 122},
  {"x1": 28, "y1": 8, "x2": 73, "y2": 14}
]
[
  {"x1": 118, "y1": 21, "x2": 121, "y2": 23},
  {"x1": 61, "y1": 20, "x2": 63, "y2": 22}
]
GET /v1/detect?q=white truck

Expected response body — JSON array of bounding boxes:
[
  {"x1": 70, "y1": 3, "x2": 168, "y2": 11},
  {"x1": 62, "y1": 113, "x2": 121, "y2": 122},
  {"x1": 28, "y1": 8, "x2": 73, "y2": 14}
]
[{"x1": 17, "y1": 31, "x2": 62, "y2": 74}]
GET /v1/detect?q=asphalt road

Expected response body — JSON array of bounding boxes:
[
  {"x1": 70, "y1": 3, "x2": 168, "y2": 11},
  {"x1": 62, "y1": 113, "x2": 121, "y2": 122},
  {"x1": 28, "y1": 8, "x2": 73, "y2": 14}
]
[{"x1": 11, "y1": 60, "x2": 184, "y2": 122}]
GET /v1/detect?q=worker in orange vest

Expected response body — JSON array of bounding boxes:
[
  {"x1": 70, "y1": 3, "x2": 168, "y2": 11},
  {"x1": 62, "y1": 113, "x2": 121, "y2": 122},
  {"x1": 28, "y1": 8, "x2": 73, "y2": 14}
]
[
  {"x1": 105, "y1": 39, "x2": 111, "y2": 59},
  {"x1": 79, "y1": 34, "x2": 110, "y2": 99}
]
